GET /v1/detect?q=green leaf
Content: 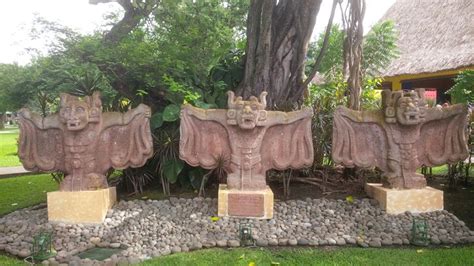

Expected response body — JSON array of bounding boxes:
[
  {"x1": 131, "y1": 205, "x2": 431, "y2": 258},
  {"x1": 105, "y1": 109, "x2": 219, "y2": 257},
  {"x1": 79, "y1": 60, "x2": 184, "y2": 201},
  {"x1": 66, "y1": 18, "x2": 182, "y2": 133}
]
[
  {"x1": 163, "y1": 159, "x2": 184, "y2": 184},
  {"x1": 150, "y1": 112, "x2": 163, "y2": 129},
  {"x1": 195, "y1": 100, "x2": 212, "y2": 109},
  {"x1": 346, "y1": 195, "x2": 354, "y2": 204},
  {"x1": 162, "y1": 104, "x2": 181, "y2": 122},
  {"x1": 189, "y1": 168, "x2": 205, "y2": 190}
]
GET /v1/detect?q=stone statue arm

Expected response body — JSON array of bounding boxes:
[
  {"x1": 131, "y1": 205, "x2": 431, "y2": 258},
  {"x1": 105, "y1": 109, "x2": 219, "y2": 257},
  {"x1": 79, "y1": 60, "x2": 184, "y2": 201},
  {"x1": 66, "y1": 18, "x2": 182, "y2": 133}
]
[
  {"x1": 424, "y1": 104, "x2": 467, "y2": 122},
  {"x1": 179, "y1": 104, "x2": 232, "y2": 170},
  {"x1": 181, "y1": 104, "x2": 227, "y2": 124},
  {"x1": 102, "y1": 104, "x2": 151, "y2": 129},
  {"x1": 416, "y1": 104, "x2": 469, "y2": 166},
  {"x1": 261, "y1": 113, "x2": 314, "y2": 172},
  {"x1": 97, "y1": 103, "x2": 153, "y2": 173},
  {"x1": 335, "y1": 105, "x2": 383, "y2": 124},
  {"x1": 17, "y1": 109, "x2": 65, "y2": 172},
  {"x1": 18, "y1": 108, "x2": 61, "y2": 129},
  {"x1": 332, "y1": 106, "x2": 388, "y2": 171},
  {"x1": 264, "y1": 107, "x2": 313, "y2": 126}
]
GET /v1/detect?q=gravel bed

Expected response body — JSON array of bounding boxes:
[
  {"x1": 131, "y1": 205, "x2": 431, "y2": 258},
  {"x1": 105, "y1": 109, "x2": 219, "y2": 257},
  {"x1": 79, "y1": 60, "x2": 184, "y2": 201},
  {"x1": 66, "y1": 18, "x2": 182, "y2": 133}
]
[{"x1": 1, "y1": 197, "x2": 473, "y2": 265}]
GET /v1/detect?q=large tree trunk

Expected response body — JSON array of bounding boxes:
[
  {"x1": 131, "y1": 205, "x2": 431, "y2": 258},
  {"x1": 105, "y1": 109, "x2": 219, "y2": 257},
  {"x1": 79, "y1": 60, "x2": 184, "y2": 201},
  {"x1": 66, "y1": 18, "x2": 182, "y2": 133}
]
[
  {"x1": 341, "y1": 0, "x2": 365, "y2": 110},
  {"x1": 237, "y1": 0, "x2": 323, "y2": 109}
]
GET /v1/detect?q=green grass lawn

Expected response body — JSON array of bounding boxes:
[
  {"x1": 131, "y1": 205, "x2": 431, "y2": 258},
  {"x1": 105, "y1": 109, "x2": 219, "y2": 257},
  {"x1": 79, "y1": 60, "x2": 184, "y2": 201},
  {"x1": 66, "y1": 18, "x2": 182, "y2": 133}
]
[
  {"x1": 142, "y1": 246, "x2": 474, "y2": 266},
  {"x1": 0, "y1": 254, "x2": 24, "y2": 266},
  {"x1": 0, "y1": 127, "x2": 21, "y2": 167},
  {"x1": 0, "y1": 174, "x2": 58, "y2": 216},
  {"x1": 418, "y1": 164, "x2": 474, "y2": 177},
  {"x1": 2, "y1": 245, "x2": 474, "y2": 266}
]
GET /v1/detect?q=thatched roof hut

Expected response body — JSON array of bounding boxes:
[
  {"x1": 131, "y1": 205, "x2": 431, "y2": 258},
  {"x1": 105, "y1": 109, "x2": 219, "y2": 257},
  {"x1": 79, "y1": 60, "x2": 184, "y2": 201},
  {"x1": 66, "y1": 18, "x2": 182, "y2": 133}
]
[{"x1": 380, "y1": 0, "x2": 474, "y2": 100}]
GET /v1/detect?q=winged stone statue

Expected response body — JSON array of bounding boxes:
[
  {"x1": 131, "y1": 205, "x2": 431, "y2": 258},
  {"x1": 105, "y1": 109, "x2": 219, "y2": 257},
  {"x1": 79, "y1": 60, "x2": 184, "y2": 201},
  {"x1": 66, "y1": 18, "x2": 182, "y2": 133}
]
[
  {"x1": 332, "y1": 88, "x2": 469, "y2": 189},
  {"x1": 179, "y1": 91, "x2": 314, "y2": 190},
  {"x1": 18, "y1": 91, "x2": 153, "y2": 191}
]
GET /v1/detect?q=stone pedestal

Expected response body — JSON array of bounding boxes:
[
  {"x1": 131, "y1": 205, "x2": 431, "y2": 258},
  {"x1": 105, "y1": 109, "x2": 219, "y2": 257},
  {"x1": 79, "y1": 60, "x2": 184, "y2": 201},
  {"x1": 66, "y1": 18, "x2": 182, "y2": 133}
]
[
  {"x1": 218, "y1": 184, "x2": 273, "y2": 219},
  {"x1": 365, "y1": 183, "x2": 443, "y2": 214},
  {"x1": 47, "y1": 187, "x2": 117, "y2": 224}
]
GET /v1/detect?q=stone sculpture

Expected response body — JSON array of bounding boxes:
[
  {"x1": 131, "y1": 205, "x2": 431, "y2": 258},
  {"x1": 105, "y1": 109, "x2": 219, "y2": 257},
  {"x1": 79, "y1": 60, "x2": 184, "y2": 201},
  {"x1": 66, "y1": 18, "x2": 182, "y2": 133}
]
[
  {"x1": 179, "y1": 91, "x2": 314, "y2": 190},
  {"x1": 332, "y1": 88, "x2": 469, "y2": 189},
  {"x1": 18, "y1": 92, "x2": 153, "y2": 191}
]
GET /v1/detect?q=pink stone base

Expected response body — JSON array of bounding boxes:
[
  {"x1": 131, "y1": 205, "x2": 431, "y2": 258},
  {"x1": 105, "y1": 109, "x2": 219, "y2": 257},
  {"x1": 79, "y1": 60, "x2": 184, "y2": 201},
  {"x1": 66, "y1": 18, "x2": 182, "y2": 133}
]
[
  {"x1": 218, "y1": 184, "x2": 273, "y2": 219},
  {"x1": 365, "y1": 183, "x2": 443, "y2": 214}
]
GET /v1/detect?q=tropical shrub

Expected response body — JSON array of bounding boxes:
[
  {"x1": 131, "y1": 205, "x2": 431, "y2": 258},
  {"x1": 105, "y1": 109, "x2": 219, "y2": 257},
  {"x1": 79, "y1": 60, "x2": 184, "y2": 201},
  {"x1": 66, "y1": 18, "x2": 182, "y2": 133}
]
[{"x1": 447, "y1": 70, "x2": 474, "y2": 104}]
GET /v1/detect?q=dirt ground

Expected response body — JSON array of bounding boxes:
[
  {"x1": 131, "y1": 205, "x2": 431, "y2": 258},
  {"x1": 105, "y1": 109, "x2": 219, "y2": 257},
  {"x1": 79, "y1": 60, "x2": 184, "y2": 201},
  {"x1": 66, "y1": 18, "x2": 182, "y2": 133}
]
[{"x1": 427, "y1": 176, "x2": 474, "y2": 230}]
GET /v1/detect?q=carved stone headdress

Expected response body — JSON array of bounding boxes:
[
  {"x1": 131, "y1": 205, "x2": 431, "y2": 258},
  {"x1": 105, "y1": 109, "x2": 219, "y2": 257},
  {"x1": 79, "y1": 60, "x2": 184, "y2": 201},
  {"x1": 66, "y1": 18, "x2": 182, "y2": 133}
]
[
  {"x1": 227, "y1": 91, "x2": 267, "y2": 110},
  {"x1": 226, "y1": 91, "x2": 268, "y2": 126}
]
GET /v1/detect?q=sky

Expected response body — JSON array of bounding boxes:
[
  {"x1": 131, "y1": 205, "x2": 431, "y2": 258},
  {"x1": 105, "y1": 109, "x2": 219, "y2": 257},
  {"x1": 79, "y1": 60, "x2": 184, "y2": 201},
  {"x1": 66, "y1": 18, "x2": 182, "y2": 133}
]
[
  {"x1": 0, "y1": 0, "x2": 395, "y2": 65},
  {"x1": 314, "y1": 0, "x2": 396, "y2": 37}
]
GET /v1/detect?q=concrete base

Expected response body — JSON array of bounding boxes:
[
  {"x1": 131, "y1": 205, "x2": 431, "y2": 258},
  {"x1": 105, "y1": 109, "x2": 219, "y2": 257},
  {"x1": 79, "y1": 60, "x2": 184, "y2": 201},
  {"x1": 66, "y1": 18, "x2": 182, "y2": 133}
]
[
  {"x1": 365, "y1": 183, "x2": 443, "y2": 214},
  {"x1": 47, "y1": 187, "x2": 116, "y2": 224},
  {"x1": 218, "y1": 184, "x2": 273, "y2": 219}
]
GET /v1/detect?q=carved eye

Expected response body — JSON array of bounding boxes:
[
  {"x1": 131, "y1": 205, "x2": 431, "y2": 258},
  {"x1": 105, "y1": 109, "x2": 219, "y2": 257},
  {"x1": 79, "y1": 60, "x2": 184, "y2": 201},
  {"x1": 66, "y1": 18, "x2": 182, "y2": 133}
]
[
  {"x1": 77, "y1": 107, "x2": 85, "y2": 113},
  {"x1": 251, "y1": 105, "x2": 257, "y2": 110},
  {"x1": 385, "y1": 107, "x2": 395, "y2": 117},
  {"x1": 227, "y1": 110, "x2": 236, "y2": 118}
]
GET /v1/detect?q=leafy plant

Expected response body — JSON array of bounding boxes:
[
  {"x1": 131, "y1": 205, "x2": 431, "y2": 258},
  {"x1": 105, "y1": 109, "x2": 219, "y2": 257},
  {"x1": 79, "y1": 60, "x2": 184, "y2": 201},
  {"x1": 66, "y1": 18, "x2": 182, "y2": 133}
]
[
  {"x1": 50, "y1": 172, "x2": 64, "y2": 184},
  {"x1": 116, "y1": 168, "x2": 154, "y2": 195},
  {"x1": 446, "y1": 70, "x2": 474, "y2": 104},
  {"x1": 153, "y1": 124, "x2": 181, "y2": 196},
  {"x1": 306, "y1": 20, "x2": 398, "y2": 79},
  {"x1": 361, "y1": 77, "x2": 382, "y2": 110},
  {"x1": 306, "y1": 75, "x2": 346, "y2": 167},
  {"x1": 362, "y1": 20, "x2": 399, "y2": 77},
  {"x1": 197, "y1": 154, "x2": 229, "y2": 197}
]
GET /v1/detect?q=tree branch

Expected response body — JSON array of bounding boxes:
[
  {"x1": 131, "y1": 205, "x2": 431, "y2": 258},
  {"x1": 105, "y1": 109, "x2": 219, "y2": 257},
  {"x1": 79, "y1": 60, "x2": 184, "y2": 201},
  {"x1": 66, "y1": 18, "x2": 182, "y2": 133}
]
[
  {"x1": 301, "y1": 0, "x2": 338, "y2": 90},
  {"x1": 91, "y1": 0, "x2": 159, "y2": 45}
]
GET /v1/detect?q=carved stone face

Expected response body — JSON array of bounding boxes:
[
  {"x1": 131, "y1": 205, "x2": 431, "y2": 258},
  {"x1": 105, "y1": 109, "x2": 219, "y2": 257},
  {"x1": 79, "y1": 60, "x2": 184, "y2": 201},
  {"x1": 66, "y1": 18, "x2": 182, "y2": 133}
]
[
  {"x1": 226, "y1": 91, "x2": 268, "y2": 130},
  {"x1": 59, "y1": 92, "x2": 102, "y2": 131},
  {"x1": 396, "y1": 91, "x2": 425, "y2": 125},
  {"x1": 235, "y1": 100, "x2": 261, "y2": 129},
  {"x1": 382, "y1": 89, "x2": 426, "y2": 125},
  {"x1": 60, "y1": 100, "x2": 90, "y2": 131}
]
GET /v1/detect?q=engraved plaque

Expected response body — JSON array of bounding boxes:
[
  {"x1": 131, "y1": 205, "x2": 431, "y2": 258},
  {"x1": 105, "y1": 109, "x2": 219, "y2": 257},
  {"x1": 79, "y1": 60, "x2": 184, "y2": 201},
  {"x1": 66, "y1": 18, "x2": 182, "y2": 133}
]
[{"x1": 228, "y1": 193, "x2": 264, "y2": 217}]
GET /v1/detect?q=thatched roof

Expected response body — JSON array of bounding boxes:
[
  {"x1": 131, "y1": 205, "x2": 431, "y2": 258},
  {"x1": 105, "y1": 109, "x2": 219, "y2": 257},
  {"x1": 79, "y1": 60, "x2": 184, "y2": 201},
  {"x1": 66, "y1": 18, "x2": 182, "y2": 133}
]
[{"x1": 380, "y1": 0, "x2": 474, "y2": 78}]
